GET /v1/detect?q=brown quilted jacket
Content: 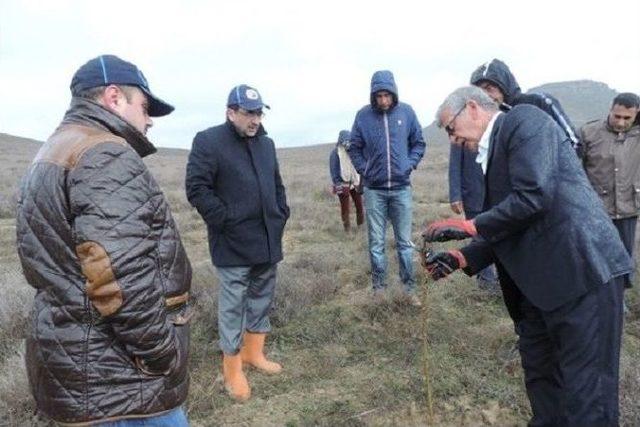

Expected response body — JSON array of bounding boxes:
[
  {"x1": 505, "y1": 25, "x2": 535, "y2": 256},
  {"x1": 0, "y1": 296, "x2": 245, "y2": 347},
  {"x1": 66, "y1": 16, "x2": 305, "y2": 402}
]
[{"x1": 16, "y1": 98, "x2": 192, "y2": 425}]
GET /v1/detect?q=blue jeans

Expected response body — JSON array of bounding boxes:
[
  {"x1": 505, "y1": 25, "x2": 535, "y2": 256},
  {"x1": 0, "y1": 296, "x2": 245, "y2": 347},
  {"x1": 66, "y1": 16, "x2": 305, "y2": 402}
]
[
  {"x1": 94, "y1": 407, "x2": 189, "y2": 426},
  {"x1": 363, "y1": 186, "x2": 415, "y2": 292}
]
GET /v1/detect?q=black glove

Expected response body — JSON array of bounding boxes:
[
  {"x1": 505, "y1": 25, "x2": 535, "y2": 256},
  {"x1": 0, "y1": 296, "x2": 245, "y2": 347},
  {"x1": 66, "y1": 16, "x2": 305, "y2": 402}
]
[{"x1": 424, "y1": 250, "x2": 466, "y2": 280}]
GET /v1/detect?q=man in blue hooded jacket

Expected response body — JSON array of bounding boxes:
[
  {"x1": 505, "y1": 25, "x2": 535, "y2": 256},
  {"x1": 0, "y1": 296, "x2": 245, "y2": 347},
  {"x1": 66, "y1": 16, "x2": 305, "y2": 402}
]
[{"x1": 348, "y1": 70, "x2": 425, "y2": 303}]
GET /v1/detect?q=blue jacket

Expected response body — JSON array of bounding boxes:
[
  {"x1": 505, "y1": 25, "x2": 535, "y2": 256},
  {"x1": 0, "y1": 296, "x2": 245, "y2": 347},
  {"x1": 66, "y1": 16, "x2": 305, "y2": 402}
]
[
  {"x1": 448, "y1": 143, "x2": 485, "y2": 217},
  {"x1": 460, "y1": 105, "x2": 632, "y2": 318},
  {"x1": 185, "y1": 121, "x2": 289, "y2": 267},
  {"x1": 348, "y1": 70, "x2": 425, "y2": 189}
]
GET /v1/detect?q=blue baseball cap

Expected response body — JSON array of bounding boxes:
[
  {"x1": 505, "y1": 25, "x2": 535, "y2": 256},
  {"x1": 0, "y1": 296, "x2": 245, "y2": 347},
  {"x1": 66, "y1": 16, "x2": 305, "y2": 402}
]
[
  {"x1": 70, "y1": 55, "x2": 174, "y2": 117},
  {"x1": 227, "y1": 84, "x2": 270, "y2": 111}
]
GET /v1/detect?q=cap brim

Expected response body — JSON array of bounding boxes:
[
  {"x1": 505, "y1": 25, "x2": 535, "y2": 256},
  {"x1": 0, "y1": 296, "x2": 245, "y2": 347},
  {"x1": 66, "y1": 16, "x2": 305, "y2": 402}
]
[{"x1": 140, "y1": 87, "x2": 175, "y2": 117}]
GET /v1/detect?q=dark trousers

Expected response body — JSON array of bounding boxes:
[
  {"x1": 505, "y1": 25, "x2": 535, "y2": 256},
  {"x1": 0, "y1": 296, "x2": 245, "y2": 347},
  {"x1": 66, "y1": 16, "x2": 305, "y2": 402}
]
[
  {"x1": 613, "y1": 216, "x2": 637, "y2": 288},
  {"x1": 516, "y1": 277, "x2": 624, "y2": 427},
  {"x1": 338, "y1": 188, "x2": 364, "y2": 231}
]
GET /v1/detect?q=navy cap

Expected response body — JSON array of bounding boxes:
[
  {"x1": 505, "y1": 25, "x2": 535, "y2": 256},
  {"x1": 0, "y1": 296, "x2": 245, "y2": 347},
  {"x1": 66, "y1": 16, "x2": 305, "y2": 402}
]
[
  {"x1": 70, "y1": 55, "x2": 174, "y2": 117},
  {"x1": 227, "y1": 84, "x2": 270, "y2": 111}
]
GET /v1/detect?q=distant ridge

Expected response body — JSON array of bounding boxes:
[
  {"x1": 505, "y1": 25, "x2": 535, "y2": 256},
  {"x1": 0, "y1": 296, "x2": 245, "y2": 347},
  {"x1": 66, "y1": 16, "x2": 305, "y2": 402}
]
[{"x1": 424, "y1": 79, "x2": 618, "y2": 145}]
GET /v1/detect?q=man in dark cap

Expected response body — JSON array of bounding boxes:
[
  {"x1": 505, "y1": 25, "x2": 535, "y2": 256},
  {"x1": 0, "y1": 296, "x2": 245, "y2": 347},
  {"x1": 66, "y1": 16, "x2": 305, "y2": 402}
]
[
  {"x1": 186, "y1": 84, "x2": 289, "y2": 402},
  {"x1": 16, "y1": 55, "x2": 192, "y2": 425}
]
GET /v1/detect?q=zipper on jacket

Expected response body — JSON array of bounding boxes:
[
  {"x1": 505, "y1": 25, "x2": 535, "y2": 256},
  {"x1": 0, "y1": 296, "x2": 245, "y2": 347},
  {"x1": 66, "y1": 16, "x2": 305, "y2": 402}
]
[{"x1": 384, "y1": 113, "x2": 391, "y2": 188}]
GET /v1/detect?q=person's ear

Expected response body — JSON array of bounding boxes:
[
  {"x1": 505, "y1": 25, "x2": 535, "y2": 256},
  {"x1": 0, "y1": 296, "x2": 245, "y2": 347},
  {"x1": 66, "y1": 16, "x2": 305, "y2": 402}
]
[{"x1": 100, "y1": 85, "x2": 123, "y2": 112}]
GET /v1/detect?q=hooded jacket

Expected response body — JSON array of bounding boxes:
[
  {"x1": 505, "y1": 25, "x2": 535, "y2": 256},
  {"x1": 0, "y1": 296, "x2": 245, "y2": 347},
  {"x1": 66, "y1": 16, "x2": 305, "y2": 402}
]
[
  {"x1": 185, "y1": 121, "x2": 289, "y2": 267},
  {"x1": 348, "y1": 70, "x2": 425, "y2": 189},
  {"x1": 16, "y1": 98, "x2": 192, "y2": 425},
  {"x1": 470, "y1": 59, "x2": 579, "y2": 149}
]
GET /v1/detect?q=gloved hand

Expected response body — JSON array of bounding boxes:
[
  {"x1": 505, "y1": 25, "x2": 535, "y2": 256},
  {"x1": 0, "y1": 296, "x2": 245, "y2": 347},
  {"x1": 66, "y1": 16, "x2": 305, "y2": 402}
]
[
  {"x1": 423, "y1": 250, "x2": 467, "y2": 280},
  {"x1": 422, "y1": 218, "x2": 477, "y2": 242}
]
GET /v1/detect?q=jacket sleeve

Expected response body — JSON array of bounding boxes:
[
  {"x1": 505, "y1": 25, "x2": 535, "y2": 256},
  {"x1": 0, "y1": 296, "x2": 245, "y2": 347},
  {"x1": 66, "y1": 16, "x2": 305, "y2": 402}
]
[
  {"x1": 448, "y1": 144, "x2": 463, "y2": 203},
  {"x1": 185, "y1": 131, "x2": 228, "y2": 230},
  {"x1": 69, "y1": 142, "x2": 176, "y2": 374},
  {"x1": 407, "y1": 108, "x2": 426, "y2": 169},
  {"x1": 460, "y1": 238, "x2": 495, "y2": 275},
  {"x1": 474, "y1": 111, "x2": 558, "y2": 243},
  {"x1": 329, "y1": 149, "x2": 342, "y2": 185},
  {"x1": 347, "y1": 114, "x2": 367, "y2": 174},
  {"x1": 274, "y1": 146, "x2": 290, "y2": 220}
]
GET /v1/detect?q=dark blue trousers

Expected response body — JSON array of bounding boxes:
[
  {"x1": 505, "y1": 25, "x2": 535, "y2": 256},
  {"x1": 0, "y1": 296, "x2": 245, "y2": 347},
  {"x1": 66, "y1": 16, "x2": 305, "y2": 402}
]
[
  {"x1": 515, "y1": 277, "x2": 624, "y2": 427},
  {"x1": 613, "y1": 216, "x2": 637, "y2": 288}
]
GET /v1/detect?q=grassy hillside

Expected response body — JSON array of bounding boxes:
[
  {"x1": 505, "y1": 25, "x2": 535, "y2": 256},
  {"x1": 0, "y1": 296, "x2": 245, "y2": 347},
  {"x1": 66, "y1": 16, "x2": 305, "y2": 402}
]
[{"x1": 0, "y1": 131, "x2": 639, "y2": 426}]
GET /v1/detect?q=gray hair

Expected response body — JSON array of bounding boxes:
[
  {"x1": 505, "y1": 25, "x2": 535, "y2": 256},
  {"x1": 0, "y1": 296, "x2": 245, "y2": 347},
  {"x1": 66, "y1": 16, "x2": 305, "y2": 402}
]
[{"x1": 435, "y1": 86, "x2": 498, "y2": 126}]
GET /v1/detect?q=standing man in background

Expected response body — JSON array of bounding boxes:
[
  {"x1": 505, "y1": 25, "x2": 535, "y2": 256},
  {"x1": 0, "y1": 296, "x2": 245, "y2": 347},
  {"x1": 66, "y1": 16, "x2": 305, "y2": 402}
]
[
  {"x1": 581, "y1": 92, "x2": 640, "y2": 290},
  {"x1": 16, "y1": 55, "x2": 192, "y2": 426},
  {"x1": 329, "y1": 129, "x2": 364, "y2": 233},
  {"x1": 186, "y1": 84, "x2": 289, "y2": 402},
  {"x1": 348, "y1": 70, "x2": 425, "y2": 305}
]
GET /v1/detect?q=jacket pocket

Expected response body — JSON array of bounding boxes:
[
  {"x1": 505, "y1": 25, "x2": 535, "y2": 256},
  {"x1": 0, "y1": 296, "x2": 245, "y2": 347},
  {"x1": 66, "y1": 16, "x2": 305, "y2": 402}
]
[
  {"x1": 164, "y1": 304, "x2": 192, "y2": 390},
  {"x1": 634, "y1": 184, "x2": 640, "y2": 211}
]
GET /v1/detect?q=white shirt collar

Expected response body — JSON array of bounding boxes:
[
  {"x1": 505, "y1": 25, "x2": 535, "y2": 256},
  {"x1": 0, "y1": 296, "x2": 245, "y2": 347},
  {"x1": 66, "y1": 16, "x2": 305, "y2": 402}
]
[{"x1": 475, "y1": 111, "x2": 502, "y2": 175}]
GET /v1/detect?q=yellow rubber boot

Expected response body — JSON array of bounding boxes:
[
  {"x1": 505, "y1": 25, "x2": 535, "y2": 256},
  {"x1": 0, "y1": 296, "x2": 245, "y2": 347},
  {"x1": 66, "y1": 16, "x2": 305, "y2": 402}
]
[
  {"x1": 222, "y1": 353, "x2": 251, "y2": 401},
  {"x1": 240, "y1": 332, "x2": 282, "y2": 374}
]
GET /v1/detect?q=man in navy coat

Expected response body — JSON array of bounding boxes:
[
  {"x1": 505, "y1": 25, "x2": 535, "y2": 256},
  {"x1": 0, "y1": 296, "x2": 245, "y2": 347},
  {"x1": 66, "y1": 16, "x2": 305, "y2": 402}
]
[
  {"x1": 423, "y1": 86, "x2": 631, "y2": 426},
  {"x1": 185, "y1": 85, "x2": 289, "y2": 402}
]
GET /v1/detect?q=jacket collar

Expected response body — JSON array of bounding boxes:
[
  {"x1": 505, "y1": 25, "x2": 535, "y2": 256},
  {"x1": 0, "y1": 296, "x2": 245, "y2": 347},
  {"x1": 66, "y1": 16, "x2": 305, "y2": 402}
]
[
  {"x1": 61, "y1": 97, "x2": 157, "y2": 158},
  {"x1": 224, "y1": 119, "x2": 267, "y2": 140}
]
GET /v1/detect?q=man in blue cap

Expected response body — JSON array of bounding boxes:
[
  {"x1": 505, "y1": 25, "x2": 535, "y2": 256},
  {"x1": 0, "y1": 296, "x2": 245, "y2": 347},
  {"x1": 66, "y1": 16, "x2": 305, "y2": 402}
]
[
  {"x1": 186, "y1": 84, "x2": 289, "y2": 402},
  {"x1": 16, "y1": 55, "x2": 192, "y2": 425}
]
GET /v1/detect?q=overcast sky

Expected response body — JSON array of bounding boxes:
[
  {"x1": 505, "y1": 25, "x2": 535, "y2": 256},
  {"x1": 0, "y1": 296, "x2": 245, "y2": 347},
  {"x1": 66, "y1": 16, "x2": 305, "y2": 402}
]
[{"x1": 2, "y1": 0, "x2": 639, "y2": 149}]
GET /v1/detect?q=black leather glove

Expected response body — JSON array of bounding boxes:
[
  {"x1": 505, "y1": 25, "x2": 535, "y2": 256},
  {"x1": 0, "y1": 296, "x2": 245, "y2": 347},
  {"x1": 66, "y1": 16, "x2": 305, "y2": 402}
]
[{"x1": 424, "y1": 250, "x2": 466, "y2": 280}]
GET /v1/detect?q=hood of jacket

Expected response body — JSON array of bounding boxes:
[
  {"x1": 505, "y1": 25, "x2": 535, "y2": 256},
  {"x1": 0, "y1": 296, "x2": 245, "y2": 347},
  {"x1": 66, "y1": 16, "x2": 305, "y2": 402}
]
[
  {"x1": 469, "y1": 59, "x2": 522, "y2": 106},
  {"x1": 369, "y1": 70, "x2": 398, "y2": 110},
  {"x1": 61, "y1": 97, "x2": 157, "y2": 158}
]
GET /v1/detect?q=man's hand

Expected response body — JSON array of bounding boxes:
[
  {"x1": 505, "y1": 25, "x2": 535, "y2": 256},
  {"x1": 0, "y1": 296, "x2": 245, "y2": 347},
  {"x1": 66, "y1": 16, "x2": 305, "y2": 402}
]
[
  {"x1": 450, "y1": 201, "x2": 464, "y2": 215},
  {"x1": 423, "y1": 250, "x2": 467, "y2": 280},
  {"x1": 422, "y1": 218, "x2": 477, "y2": 242}
]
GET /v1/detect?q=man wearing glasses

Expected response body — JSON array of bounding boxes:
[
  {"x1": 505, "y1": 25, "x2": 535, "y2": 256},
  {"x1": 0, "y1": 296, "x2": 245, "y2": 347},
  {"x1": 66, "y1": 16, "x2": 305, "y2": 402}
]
[
  {"x1": 423, "y1": 86, "x2": 630, "y2": 426},
  {"x1": 186, "y1": 84, "x2": 289, "y2": 402},
  {"x1": 449, "y1": 60, "x2": 581, "y2": 295},
  {"x1": 347, "y1": 70, "x2": 425, "y2": 305}
]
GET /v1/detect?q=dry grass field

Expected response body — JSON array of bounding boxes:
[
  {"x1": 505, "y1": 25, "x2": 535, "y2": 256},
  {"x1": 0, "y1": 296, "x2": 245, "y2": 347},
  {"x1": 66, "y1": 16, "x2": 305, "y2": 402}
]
[{"x1": 0, "y1": 131, "x2": 639, "y2": 426}]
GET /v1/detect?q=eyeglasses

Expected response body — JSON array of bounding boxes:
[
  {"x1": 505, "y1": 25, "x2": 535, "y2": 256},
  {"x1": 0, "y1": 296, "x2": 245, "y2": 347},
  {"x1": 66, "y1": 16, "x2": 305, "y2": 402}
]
[
  {"x1": 237, "y1": 108, "x2": 265, "y2": 119},
  {"x1": 444, "y1": 104, "x2": 467, "y2": 136}
]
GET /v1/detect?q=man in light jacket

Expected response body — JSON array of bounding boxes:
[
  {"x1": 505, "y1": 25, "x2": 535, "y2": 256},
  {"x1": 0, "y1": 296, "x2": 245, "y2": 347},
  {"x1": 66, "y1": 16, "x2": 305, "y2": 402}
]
[
  {"x1": 581, "y1": 92, "x2": 640, "y2": 289},
  {"x1": 329, "y1": 129, "x2": 364, "y2": 232}
]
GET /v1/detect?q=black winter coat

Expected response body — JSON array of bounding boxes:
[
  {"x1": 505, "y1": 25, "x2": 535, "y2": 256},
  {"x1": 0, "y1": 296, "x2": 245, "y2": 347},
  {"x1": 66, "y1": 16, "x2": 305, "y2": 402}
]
[
  {"x1": 185, "y1": 121, "x2": 289, "y2": 267},
  {"x1": 16, "y1": 98, "x2": 192, "y2": 424},
  {"x1": 460, "y1": 105, "x2": 632, "y2": 319}
]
